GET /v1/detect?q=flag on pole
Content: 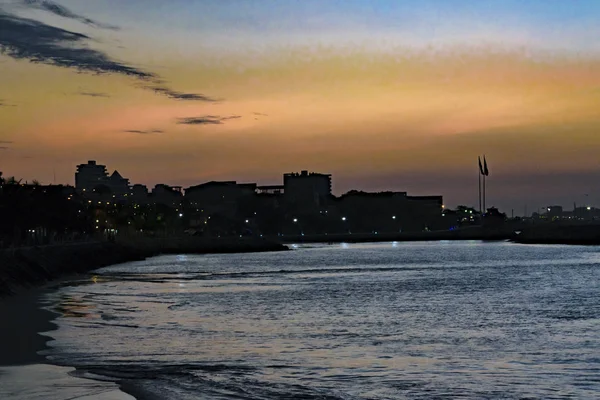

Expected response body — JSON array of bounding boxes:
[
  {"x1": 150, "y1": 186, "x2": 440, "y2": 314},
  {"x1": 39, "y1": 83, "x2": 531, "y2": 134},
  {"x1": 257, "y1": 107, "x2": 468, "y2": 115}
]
[
  {"x1": 483, "y1": 156, "x2": 489, "y2": 176},
  {"x1": 478, "y1": 156, "x2": 484, "y2": 175}
]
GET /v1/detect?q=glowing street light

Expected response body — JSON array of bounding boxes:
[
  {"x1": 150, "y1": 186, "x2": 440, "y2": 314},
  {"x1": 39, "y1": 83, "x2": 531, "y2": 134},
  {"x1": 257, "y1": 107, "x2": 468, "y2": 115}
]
[
  {"x1": 392, "y1": 216, "x2": 396, "y2": 220},
  {"x1": 341, "y1": 217, "x2": 347, "y2": 221},
  {"x1": 293, "y1": 218, "x2": 298, "y2": 223}
]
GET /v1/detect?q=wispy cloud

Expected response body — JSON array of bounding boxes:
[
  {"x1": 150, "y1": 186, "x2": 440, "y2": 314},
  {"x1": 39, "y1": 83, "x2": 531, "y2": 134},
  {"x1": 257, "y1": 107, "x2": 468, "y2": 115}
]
[
  {"x1": 77, "y1": 91, "x2": 110, "y2": 98},
  {"x1": 0, "y1": 141, "x2": 13, "y2": 144},
  {"x1": 0, "y1": 10, "x2": 220, "y2": 102},
  {"x1": 177, "y1": 115, "x2": 241, "y2": 125},
  {"x1": 20, "y1": 0, "x2": 119, "y2": 30},
  {"x1": 150, "y1": 86, "x2": 217, "y2": 102},
  {"x1": 253, "y1": 112, "x2": 269, "y2": 116},
  {"x1": 123, "y1": 129, "x2": 163, "y2": 134},
  {"x1": 0, "y1": 11, "x2": 153, "y2": 78}
]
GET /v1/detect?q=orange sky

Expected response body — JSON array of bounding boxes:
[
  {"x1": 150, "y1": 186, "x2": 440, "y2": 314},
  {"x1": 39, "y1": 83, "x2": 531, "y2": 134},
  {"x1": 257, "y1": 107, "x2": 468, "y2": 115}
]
[{"x1": 2, "y1": 1, "x2": 600, "y2": 212}]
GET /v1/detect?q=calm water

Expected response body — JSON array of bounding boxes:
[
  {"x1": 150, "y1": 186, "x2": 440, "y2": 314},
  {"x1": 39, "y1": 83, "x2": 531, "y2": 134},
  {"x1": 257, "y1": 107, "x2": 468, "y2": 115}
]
[{"x1": 41, "y1": 242, "x2": 600, "y2": 399}]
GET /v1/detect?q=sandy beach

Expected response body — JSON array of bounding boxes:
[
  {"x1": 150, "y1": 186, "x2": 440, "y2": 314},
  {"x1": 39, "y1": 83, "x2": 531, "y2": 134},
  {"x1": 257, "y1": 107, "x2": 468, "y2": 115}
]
[{"x1": 0, "y1": 286, "x2": 135, "y2": 400}]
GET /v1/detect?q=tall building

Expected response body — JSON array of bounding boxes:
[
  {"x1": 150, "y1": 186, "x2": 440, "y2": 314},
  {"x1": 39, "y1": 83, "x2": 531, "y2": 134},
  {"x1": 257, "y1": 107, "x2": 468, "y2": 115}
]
[
  {"x1": 75, "y1": 160, "x2": 108, "y2": 192},
  {"x1": 75, "y1": 161, "x2": 132, "y2": 199},
  {"x1": 283, "y1": 170, "x2": 332, "y2": 208}
]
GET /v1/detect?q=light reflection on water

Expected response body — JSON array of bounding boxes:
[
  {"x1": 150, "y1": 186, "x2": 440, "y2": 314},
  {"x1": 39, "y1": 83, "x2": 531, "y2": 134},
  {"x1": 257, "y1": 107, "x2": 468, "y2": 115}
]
[{"x1": 43, "y1": 242, "x2": 600, "y2": 399}]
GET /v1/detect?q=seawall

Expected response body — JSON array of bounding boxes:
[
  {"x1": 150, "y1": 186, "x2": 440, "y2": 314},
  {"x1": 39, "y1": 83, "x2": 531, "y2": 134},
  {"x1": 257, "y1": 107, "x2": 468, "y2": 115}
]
[
  {"x1": 513, "y1": 224, "x2": 600, "y2": 245},
  {"x1": 0, "y1": 238, "x2": 288, "y2": 297},
  {"x1": 117, "y1": 236, "x2": 289, "y2": 255},
  {"x1": 0, "y1": 242, "x2": 146, "y2": 297}
]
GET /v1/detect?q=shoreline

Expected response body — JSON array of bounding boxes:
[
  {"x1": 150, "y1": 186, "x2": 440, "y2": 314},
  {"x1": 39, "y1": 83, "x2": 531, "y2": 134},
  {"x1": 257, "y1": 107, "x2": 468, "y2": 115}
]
[
  {"x1": 0, "y1": 286, "x2": 56, "y2": 366},
  {"x1": 0, "y1": 282, "x2": 136, "y2": 400}
]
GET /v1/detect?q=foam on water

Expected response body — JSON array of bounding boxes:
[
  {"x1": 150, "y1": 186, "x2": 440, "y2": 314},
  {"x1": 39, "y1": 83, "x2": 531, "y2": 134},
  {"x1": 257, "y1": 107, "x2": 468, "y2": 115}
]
[{"x1": 0, "y1": 364, "x2": 135, "y2": 400}]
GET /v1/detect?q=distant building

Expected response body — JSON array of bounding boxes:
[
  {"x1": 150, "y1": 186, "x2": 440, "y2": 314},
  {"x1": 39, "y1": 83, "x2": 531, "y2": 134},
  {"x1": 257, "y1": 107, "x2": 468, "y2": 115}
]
[
  {"x1": 283, "y1": 170, "x2": 331, "y2": 208},
  {"x1": 546, "y1": 205, "x2": 563, "y2": 220},
  {"x1": 75, "y1": 160, "x2": 108, "y2": 192},
  {"x1": 185, "y1": 181, "x2": 257, "y2": 217},
  {"x1": 151, "y1": 184, "x2": 183, "y2": 207},
  {"x1": 335, "y1": 191, "x2": 444, "y2": 232},
  {"x1": 75, "y1": 161, "x2": 131, "y2": 199},
  {"x1": 130, "y1": 184, "x2": 149, "y2": 204},
  {"x1": 108, "y1": 170, "x2": 130, "y2": 197},
  {"x1": 257, "y1": 185, "x2": 284, "y2": 195}
]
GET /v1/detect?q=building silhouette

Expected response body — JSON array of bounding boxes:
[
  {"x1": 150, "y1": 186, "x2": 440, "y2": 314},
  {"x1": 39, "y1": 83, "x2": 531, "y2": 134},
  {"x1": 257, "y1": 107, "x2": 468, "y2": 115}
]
[
  {"x1": 108, "y1": 170, "x2": 130, "y2": 197},
  {"x1": 150, "y1": 184, "x2": 182, "y2": 207},
  {"x1": 185, "y1": 181, "x2": 257, "y2": 218},
  {"x1": 75, "y1": 160, "x2": 108, "y2": 192},
  {"x1": 75, "y1": 160, "x2": 131, "y2": 199},
  {"x1": 68, "y1": 160, "x2": 453, "y2": 236},
  {"x1": 283, "y1": 170, "x2": 332, "y2": 209}
]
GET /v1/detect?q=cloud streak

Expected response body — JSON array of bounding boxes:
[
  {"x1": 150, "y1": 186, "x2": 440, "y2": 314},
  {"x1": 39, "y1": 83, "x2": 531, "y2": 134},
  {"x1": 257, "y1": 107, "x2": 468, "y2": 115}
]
[
  {"x1": 0, "y1": 11, "x2": 153, "y2": 78},
  {"x1": 123, "y1": 129, "x2": 163, "y2": 134},
  {"x1": 150, "y1": 86, "x2": 217, "y2": 102},
  {"x1": 0, "y1": 11, "x2": 217, "y2": 102},
  {"x1": 78, "y1": 91, "x2": 110, "y2": 98},
  {"x1": 21, "y1": 0, "x2": 119, "y2": 30},
  {"x1": 177, "y1": 115, "x2": 241, "y2": 125}
]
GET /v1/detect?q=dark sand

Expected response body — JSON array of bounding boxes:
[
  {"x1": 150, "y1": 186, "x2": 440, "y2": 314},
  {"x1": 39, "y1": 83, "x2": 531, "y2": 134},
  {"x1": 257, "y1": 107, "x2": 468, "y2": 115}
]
[{"x1": 0, "y1": 288, "x2": 57, "y2": 366}]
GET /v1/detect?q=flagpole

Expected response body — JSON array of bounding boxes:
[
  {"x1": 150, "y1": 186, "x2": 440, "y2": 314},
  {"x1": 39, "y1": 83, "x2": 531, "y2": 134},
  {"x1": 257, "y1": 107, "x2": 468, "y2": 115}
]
[
  {"x1": 478, "y1": 168, "x2": 482, "y2": 214},
  {"x1": 483, "y1": 174, "x2": 486, "y2": 213}
]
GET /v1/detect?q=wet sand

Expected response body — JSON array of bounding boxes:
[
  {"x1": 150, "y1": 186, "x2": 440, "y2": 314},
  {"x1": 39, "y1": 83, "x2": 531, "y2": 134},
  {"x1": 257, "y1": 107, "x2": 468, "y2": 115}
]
[{"x1": 0, "y1": 287, "x2": 135, "y2": 400}]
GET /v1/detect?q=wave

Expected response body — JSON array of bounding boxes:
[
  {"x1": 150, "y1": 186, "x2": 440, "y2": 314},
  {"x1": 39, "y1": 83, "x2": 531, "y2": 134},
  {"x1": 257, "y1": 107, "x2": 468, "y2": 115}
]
[{"x1": 69, "y1": 363, "x2": 358, "y2": 400}]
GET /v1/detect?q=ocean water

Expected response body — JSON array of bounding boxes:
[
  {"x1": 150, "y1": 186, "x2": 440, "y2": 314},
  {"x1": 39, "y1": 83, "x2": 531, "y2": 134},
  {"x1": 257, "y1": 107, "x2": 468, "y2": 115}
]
[{"x1": 40, "y1": 242, "x2": 600, "y2": 399}]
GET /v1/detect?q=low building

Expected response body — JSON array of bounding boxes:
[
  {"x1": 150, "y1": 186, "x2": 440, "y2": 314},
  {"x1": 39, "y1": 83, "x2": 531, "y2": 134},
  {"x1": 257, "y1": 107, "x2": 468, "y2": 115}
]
[
  {"x1": 185, "y1": 181, "x2": 257, "y2": 218},
  {"x1": 150, "y1": 184, "x2": 183, "y2": 208}
]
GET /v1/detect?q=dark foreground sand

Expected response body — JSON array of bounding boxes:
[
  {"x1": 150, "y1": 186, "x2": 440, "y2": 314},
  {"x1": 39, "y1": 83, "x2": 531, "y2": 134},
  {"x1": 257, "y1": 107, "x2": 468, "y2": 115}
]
[
  {"x1": 0, "y1": 288, "x2": 56, "y2": 366},
  {"x1": 0, "y1": 286, "x2": 135, "y2": 399}
]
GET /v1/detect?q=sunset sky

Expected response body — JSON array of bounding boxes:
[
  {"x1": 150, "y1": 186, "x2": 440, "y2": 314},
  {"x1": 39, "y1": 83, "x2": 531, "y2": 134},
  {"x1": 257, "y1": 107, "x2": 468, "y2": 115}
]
[{"x1": 1, "y1": 0, "x2": 600, "y2": 213}]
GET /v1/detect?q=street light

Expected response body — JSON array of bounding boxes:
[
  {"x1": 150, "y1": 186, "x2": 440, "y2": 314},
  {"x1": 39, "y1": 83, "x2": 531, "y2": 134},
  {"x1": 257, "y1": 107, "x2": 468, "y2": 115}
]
[
  {"x1": 293, "y1": 218, "x2": 298, "y2": 223},
  {"x1": 341, "y1": 217, "x2": 346, "y2": 221},
  {"x1": 392, "y1": 216, "x2": 396, "y2": 220}
]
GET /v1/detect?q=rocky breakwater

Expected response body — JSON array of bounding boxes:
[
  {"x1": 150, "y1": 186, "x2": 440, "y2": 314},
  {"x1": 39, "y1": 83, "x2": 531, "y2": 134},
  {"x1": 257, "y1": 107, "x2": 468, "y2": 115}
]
[{"x1": 0, "y1": 241, "x2": 146, "y2": 296}]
